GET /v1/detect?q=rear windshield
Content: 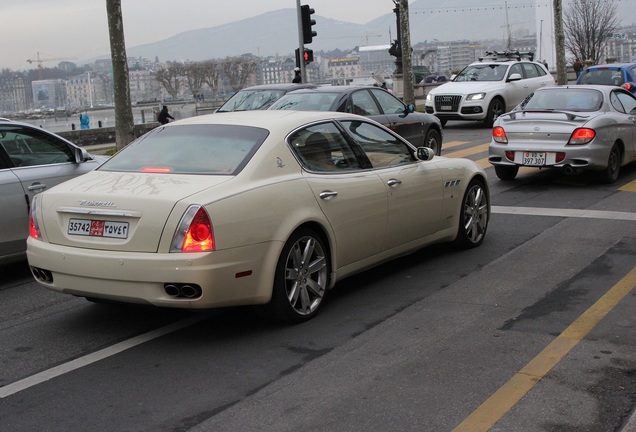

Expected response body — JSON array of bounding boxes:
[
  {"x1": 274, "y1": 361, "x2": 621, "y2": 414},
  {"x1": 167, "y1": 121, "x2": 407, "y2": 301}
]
[
  {"x1": 98, "y1": 124, "x2": 268, "y2": 175},
  {"x1": 578, "y1": 69, "x2": 624, "y2": 86},
  {"x1": 269, "y1": 93, "x2": 339, "y2": 111},
  {"x1": 519, "y1": 89, "x2": 603, "y2": 112},
  {"x1": 217, "y1": 90, "x2": 286, "y2": 112}
]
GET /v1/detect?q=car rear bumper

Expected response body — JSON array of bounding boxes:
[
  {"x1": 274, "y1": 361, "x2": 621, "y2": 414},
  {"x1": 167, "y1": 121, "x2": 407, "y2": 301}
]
[
  {"x1": 488, "y1": 141, "x2": 612, "y2": 170},
  {"x1": 26, "y1": 238, "x2": 282, "y2": 309}
]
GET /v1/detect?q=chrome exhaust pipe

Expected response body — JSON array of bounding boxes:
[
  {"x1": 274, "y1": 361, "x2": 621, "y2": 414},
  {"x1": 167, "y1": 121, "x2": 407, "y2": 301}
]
[
  {"x1": 164, "y1": 284, "x2": 180, "y2": 297},
  {"x1": 179, "y1": 285, "x2": 201, "y2": 298}
]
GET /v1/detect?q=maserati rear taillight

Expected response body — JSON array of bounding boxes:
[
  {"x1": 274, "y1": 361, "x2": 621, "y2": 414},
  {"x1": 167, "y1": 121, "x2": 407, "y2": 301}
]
[
  {"x1": 29, "y1": 197, "x2": 41, "y2": 240},
  {"x1": 170, "y1": 205, "x2": 215, "y2": 252}
]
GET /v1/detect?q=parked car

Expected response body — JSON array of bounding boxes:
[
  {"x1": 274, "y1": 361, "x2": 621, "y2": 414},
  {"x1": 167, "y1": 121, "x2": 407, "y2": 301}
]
[
  {"x1": 216, "y1": 83, "x2": 317, "y2": 112},
  {"x1": 425, "y1": 52, "x2": 555, "y2": 127},
  {"x1": 576, "y1": 62, "x2": 636, "y2": 94},
  {"x1": 0, "y1": 119, "x2": 107, "y2": 264},
  {"x1": 488, "y1": 85, "x2": 636, "y2": 183},
  {"x1": 268, "y1": 85, "x2": 444, "y2": 155},
  {"x1": 27, "y1": 111, "x2": 490, "y2": 323}
]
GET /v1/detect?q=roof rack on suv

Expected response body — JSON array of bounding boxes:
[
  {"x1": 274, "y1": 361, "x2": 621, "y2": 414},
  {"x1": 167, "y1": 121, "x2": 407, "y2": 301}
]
[{"x1": 478, "y1": 50, "x2": 535, "y2": 62}]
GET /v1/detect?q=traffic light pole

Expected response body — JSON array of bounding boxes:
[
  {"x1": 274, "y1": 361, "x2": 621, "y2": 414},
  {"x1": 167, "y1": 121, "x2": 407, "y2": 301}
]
[{"x1": 296, "y1": 0, "x2": 307, "y2": 83}]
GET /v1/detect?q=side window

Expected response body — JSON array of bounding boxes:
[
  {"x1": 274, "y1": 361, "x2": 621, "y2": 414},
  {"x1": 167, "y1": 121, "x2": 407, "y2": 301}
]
[
  {"x1": 0, "y1": 127, "x2": 74, "y2": 167},
  {"x1": 340, "y1": 120, "x2": 414, "y2": 169},
  {"x1": 347, "y1": 90, "x2": 381, "y2": 116},
  {"x1": 522, "y1": 63, "x2": 539, "y2": 78},
  {"x1": 614, "y1": 91, "x2": 636, "y2": 114},
  {"x1": 370, "y1": 88, "x2": 405, "y2": 114},
  {"x1": 610, "y1": 91, "x2": 626, "y2": 113},
  {"x1": 288, "y1": 122, "x2": 361, "y2": 172},
  {"x1": 508, "y1": 64, "x2": 523, "y2": 79}
]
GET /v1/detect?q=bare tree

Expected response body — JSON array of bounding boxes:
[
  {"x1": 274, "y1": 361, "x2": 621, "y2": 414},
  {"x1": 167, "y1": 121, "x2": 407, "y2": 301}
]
[
  {"x1": 155, "y1": 62, "x2": 185, "y2": 101},
  {"x1": 563, "y1": 0, "x2": 620, "y2": 65},
  {"x1": 221, "y1": 57, "x2": 257, "y2": 92},
  {"x1": 106, "y1": 0, "x2": 135, "y2": 151},
  {"x1": 201, "y1": 60, "x2": 221, "y2": 97},
  {"x1": 184, "y1": 62, "x2": 207, "y2": 100}
]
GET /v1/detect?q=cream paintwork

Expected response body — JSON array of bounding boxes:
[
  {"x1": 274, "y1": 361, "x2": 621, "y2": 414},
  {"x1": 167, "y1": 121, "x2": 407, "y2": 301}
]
[{"x1": 27, "y1": 110, "x2": 488, "y2": 310}]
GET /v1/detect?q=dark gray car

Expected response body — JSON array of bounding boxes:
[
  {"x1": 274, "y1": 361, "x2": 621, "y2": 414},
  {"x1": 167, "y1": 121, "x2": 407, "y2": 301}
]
[
  {"x1": 0, "y1": 119, "x2": 106, "y2": 264},
  {"x1": 268, "y1": 85, "x2": 443, "y2": 155}
]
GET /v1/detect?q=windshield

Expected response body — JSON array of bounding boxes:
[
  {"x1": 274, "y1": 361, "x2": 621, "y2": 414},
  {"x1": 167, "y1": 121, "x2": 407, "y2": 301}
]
[
  {"x1": 454, "y1": 64, "x2": 508, "y2": 82},
  {"x1": 99, "y1": 124, "x2": 268, "y2": 175},
  {"x1": 578, "y1": 69, "x2": 624, "y2": 86},
  {"x1": 217, "y1": 89, "x2": 286, "y2": 112},
  {"x1": 517, "y1": 88, "x2": 603, "y2": 112},
  {"x1": 269, "y1": 93, "x2": 339, "y2": 111}
]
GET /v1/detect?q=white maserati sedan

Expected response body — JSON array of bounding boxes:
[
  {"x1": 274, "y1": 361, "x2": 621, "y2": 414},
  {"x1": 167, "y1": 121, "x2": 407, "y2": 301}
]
[{"x1": 27, "y1": 111, "x2": 490, "y2": 323}]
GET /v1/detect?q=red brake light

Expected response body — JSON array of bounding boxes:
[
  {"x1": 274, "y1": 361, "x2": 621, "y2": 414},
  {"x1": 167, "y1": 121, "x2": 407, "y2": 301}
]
[
  {"x1": 567, "y1": 128, "x2": 595, "y2": 145},
  {"x1": 171, "y1": 206, "x2": 215, "y2": 253},
  {"x1": 29, "y1": 212, "x2": 39, "y2": 239},
  {"x1": 492, "y1": 126, "x2": 508, "y2": 144}
]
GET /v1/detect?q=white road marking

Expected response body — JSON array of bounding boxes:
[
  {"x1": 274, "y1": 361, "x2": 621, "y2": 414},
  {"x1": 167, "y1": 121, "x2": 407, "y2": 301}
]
[
  {"x1": 0, "y1": 314, "x2": 208, "y2": 399},
  {"x1": 493, "y1": 206, "x2": 636, "y2": 221}
]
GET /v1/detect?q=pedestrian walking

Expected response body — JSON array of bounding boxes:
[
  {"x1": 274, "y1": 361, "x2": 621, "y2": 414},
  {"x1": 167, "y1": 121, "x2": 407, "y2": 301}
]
[
  {"x1": 573, "y1": 58, "x2": 583, "y2": 78},
  {"x1": 157, "y1": 105, "x2": 174, "y2": 125}
]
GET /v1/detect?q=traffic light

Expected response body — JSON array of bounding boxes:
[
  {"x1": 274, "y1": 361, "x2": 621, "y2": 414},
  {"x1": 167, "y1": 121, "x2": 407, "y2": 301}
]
[
  {"x1": 295, "y1": 48, "x2": 314, "y2": 67},
  {"x1": 301, "y1": 4, "x2": 317, "y2": 44},
  {"x1": 303, "y1": 48, "x2": 314, "y2": 63}
]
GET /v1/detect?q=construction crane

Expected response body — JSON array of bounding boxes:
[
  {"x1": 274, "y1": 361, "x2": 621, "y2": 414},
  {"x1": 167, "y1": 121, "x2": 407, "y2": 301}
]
[{"x1": 26, "y1": 52, "x2": 76, "y2": 80}]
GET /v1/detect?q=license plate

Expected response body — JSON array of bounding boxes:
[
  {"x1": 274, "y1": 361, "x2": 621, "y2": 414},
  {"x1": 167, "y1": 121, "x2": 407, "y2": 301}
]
[
  {"x1": 440, "y1": 105, "x2": 452, "y2": 111},
  {"x1": 522, "y1": 151, "x2": 546, "y2": 166},
  {"x1": 68, "y1": 218, "x2": 129, "y2": 239}
]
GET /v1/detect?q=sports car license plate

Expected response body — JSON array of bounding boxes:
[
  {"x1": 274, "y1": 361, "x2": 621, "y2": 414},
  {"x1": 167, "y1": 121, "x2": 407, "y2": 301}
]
[
  {"x1": 68, "y1": 218, "x2": 129, "y2": 239},
  {"x1": 522, "y1": 151, "x2": 546, "y2": 166}
]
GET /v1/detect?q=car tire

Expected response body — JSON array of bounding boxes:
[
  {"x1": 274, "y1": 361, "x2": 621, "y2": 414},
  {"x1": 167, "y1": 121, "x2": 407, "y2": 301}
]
[
  {"x1": 494, "y1": 165, "x2": 519, "y2": 180},
  {"x1": 484, "y1": 98, "x2": 505, "y2": 128},
  {"x1": 258, "y1": 228, "x2": 329, "y2": 323},
  {"x1": 454, "y1": 178, "x2": 489, "y2": 249},
  {"x1": 425, "y1": 128, "x2": 442, "y2": 156},
  {"x1": 599, "y1": 143, "x2": 621, "y2": 184}
]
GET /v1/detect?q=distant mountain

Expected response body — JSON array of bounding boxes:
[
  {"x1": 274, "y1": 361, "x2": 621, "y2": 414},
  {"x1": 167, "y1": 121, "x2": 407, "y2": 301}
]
[{"x1": 102, "y1": 0, "x2": 633, "y2": 64}]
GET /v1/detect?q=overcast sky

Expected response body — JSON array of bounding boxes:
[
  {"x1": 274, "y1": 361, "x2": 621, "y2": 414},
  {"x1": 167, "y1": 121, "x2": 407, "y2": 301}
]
[{"x1": 3, "y1": 0, "x2": 414, "y2": 71}]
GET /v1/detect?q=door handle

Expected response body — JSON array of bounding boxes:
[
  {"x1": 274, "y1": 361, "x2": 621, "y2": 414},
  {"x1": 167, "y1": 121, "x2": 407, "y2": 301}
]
[
  {"x1": 28, "y1": 183, "x2": 47, "y2": 192},
  {"x1": 387, "y1": 179, "x2": 402, "y2": 187},
  {"x1": 319, "y1": 191, "x2": 338, "y2": 199}
]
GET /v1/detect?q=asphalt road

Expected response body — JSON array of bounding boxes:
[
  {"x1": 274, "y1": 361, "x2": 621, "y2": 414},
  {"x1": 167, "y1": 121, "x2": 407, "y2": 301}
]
[{"x1": 0, "y1": 121, "x2": 634, "y2": 432}]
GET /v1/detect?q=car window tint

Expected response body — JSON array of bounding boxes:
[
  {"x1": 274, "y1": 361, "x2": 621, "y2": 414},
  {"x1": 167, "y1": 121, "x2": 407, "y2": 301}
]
[
  {"x1": 508, "y1": 64, "x2": 523, "y2": 78},
  {"x1": 218, "y1": 90, "x2": 285, "y2": 111},
  {"x1": 348, "y1": 90, "x2": 381, "y2": 116},
  {"x1": 340, "y1": 120, "x2": 413, "y2": 168},
  {"x1": 522, "y1": 63, "x2": 539, "y2": 78},
  {"x1": 288, "y1": 122, "x2": 361, "y2": 172},
  {"x1": 0, "y1": 126, "x2": 73, "y2": 167},
  {"x1": 579, "y1": 69, "x2": 623, "y2": 86},
  {"x1": 99, "y1": 124, "x2": 268, "y2": 175},
  {"x1": 613, "y1": 91, "x2": 636, "y2": 113},
  {"x1": 270, "y1": 93, "x2": 338, "y2": 111},
  {"x1": 370, "y1": 88, "x2": 405, "y2": 114},
  {"x1": 523, "y1": 89, "x2": 602, "y2": 111}
]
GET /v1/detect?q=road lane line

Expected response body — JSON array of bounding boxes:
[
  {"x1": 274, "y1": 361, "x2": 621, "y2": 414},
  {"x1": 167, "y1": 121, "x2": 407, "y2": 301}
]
[
  {"x1": 442, "y1": 140, "x2": 470, "y2": 149},
  {"x1": 619, "y1": 180, "x2": 636, "y2": 192},
  {"x1": 444, "y1": 143, "x2": 489, "y2": 158},
  {"x1": 493, "y1": 206, "x2": 636, "y2": 221},
  {"x1": 452, "y1": 266, "x2": 636, "y2": 432},
  {"x1": 0, "y1": 314, "x2": 208, "y2": 399}
]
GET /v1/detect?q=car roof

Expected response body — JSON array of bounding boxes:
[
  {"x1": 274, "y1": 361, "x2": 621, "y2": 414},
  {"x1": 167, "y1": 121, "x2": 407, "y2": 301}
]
[
  {"x1": 583, "y1": 62, "x2": 636, "y2": 69},
  {"x1": 279, "y1": 85, "x2": 375, "y2": 95},
  {"x1": 234, "y1": 83, "x2": 318, "y2": 91},
  {"x1": 164, "y1": 109, "x2": 365, "y2": 129}
]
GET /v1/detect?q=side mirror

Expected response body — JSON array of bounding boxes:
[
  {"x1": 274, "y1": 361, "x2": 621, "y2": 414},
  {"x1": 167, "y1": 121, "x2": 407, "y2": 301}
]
[
  {"x1": 507, "y1": 73, "x2": 522, "y2": 82},
  {"x1": 406, "y1": 104, "x2": 415, "y2": 113},
  {"x1": 416, "y1": 147, "x2": 435, "y2": 161}
]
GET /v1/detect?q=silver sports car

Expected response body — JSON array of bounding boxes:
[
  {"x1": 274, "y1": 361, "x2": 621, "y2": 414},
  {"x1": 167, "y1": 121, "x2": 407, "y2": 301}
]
[
  {"x1": 27, "y1": 111, "x2": 490, "y2": 323},
  {"x1": 488, "y1": 85, "x2": 636, "y2": 183}
]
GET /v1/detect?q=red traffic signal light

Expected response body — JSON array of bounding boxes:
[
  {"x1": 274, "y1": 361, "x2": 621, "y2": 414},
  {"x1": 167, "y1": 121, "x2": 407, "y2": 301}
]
[{"x1": 303, "y1": 49, "x2": 314, "y2": 63}]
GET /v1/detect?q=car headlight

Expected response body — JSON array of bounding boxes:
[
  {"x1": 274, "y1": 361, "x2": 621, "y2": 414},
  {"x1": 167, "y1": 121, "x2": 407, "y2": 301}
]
[
  {"x1": 467, "y1": 93, "x2": 486, "y2": 101},
  {"x1": 426, "y1": 94, "x2": 432, "y2": 102}
]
